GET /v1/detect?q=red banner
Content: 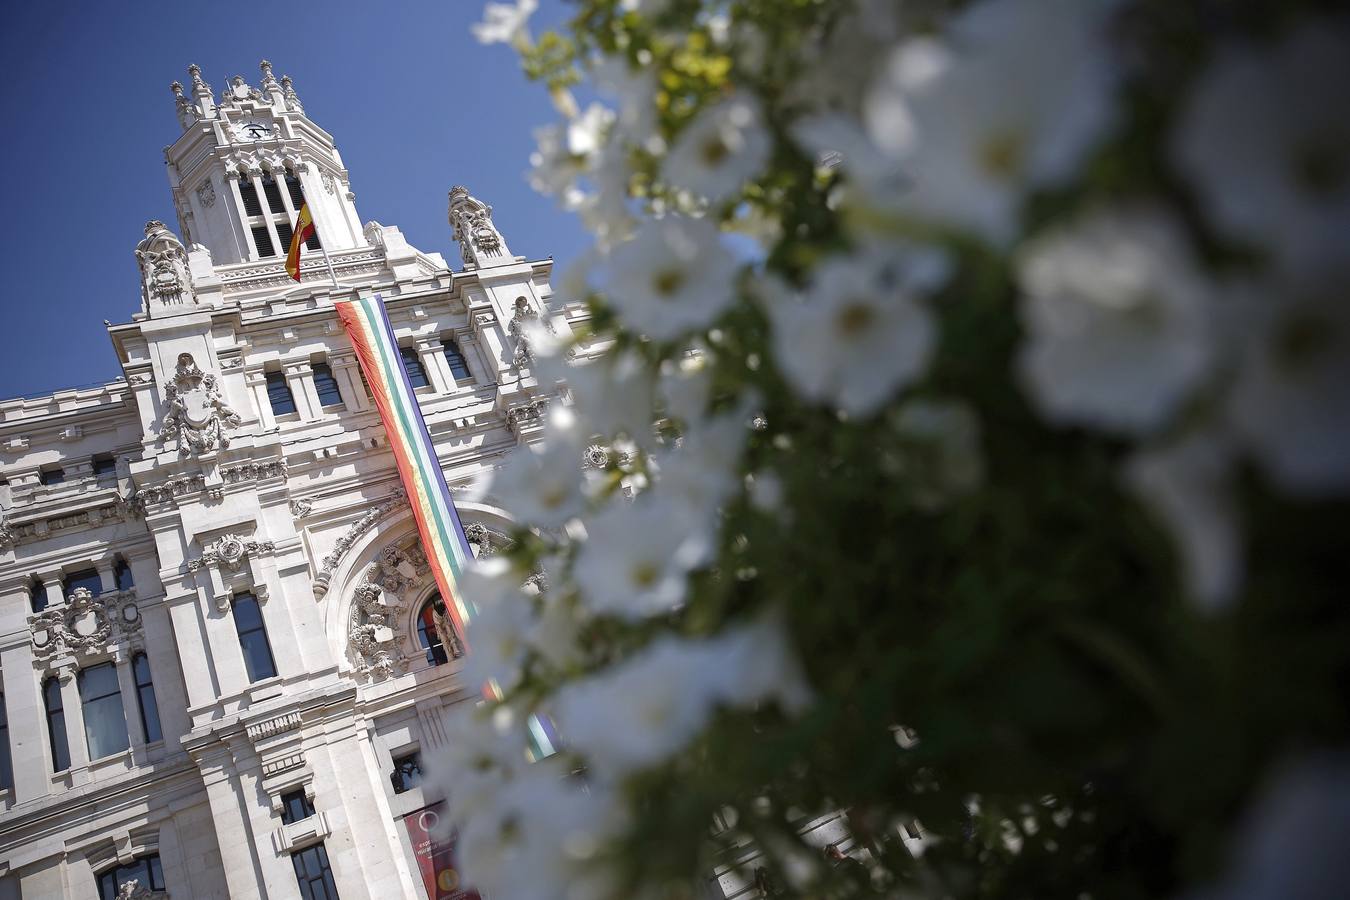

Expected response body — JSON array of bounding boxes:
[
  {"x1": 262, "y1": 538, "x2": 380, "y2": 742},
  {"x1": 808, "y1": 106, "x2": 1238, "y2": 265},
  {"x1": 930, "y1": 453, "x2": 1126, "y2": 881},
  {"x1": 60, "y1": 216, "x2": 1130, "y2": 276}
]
[{"x1": 403, "y1": 802, "x2": 480, "y2": 900}]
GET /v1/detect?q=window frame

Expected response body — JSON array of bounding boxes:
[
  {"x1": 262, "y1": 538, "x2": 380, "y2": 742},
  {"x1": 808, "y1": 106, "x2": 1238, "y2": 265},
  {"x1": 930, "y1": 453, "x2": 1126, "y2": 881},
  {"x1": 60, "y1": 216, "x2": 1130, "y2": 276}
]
[
  {"x1": 291, "y1": 842, "x2": 340, "y2": 900},
  {"x1": 0, "y1": 691, "x2": 12, "y2": 791},
  {"x1": 132, "y1": 652, "x2": 163, "y2": 744},
  {"x1": 443, "y1": 340, "x2": 472, "y2": 382},
  {"x1": 312, "y1": 362, "x2": 343, "y2": 409},
  {"x1": 43, "y1": 676, "x2": 71, "y2": 772},
  {"x1": 96, "y1": 853, "x2": 165, "y2": 900},
  {"x1": 78, "y1": 661, "x2": 130, "y2": 761},
  {"x1": 231, "y1": 592, "x2": 279, "y2": 683},
  {"x1": 280, "y1": 788, "x2": 316, "y2": 825},
  {"x1": 265, "y1": 369, "x2": 298, "y2": 417},
  {"x1": 415, "y1": 596, "x2": 450, "y2": 667},
  {"x1": 390, "y1": 750, "x2": 424, "y2": 794},
  {"x1": 398, "y1": 345, "x2": 429, "y2": 389}
]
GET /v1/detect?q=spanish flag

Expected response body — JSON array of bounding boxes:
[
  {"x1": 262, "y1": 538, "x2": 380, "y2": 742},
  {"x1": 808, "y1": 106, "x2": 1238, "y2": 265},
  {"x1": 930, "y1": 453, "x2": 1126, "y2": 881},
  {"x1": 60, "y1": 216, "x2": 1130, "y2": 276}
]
[{"x1": 285, "y1": 202, "x2": 316, "y2": 281}]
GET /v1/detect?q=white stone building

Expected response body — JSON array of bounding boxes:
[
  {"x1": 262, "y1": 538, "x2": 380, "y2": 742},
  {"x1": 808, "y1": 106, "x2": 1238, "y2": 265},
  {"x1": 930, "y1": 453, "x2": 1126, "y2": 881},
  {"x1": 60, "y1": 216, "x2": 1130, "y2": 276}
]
[{"x1": 0, "y1": 61, "x2": 573, "y2": 899}]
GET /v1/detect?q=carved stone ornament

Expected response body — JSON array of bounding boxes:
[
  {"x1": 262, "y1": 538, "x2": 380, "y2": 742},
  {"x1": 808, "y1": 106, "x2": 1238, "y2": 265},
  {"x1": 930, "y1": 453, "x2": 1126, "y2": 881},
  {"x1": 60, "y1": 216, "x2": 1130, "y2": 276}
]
[
  {"x1": 161, "y1": 353, "x2": 242, "y2": 457},
  {"x1": 448, "y1": 185, "x2": 509, "y2": 268},
  {"x1": 196, "y1": 179, "x2": 216, "y2": 208},
  {"x1": 0, "y1": 515, "x2": 14, "y2": 549},
  {"x1": 135, "y1": 220, "x2": 196, "y2": 313},
  {"x1": 289, "y1": 497, "x2": 313, "y2": 518},
  {"x1": 115, "y1": 878, "x2": 151, "y2": 900},
  {"x1": 346, "y1": 541, "x2": 428, "y2": 682},
  {"x1": 321, "y1": 172, "x2": 337, "y2": 195},
  {"x1": 30, "y1": 587, "x2": 143, "y2": 661},
  {"x1": 508, "y1": 296, "x2": 539, "y2": 366},
  {"x1": 187, "y1": 533, "x2": 275, "y2": 573},
  {"x1": 312, "y1": 490, "x2": 407, "y2": 598},
  {"x1": 507, "y1": 396, "x2": 551, "y2": 434}
]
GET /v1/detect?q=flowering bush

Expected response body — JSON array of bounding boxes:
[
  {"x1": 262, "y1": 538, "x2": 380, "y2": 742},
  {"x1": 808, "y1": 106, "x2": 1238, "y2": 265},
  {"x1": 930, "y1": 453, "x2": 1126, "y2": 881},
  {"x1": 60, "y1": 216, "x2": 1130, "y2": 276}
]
[{"x1": 434, "y1": 1, "x2": 1350, "y2": 897}]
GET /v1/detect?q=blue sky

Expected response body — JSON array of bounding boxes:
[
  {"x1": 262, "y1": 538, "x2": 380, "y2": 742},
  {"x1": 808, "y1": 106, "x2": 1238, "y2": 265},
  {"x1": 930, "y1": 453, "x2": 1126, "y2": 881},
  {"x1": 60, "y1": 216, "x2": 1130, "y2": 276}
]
[{"x1": 0, "y1": 0, "x2": 585, "y2": 400}]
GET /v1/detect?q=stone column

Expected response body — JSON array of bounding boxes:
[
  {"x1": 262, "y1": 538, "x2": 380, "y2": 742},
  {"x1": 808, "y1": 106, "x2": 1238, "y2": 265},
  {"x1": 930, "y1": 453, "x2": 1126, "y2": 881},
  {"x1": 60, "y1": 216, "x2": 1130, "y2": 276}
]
[
  {"x1": 226, "y1": 172, "x2": 262, "y2": 260},
  {"x1": 245, "y1": 369, "x2": 276, "y2": 431},
  {"x1": 40, "y1": 573, "x2": 64, "y2": 610},
  {"x1": 329, "y1": 355, "x2": 369, "y2": 413},
  {"x1": 414, "y1": 338, "x2": 451, "y2": 394},
  {"x1": 197, "y1": 743, "x2": 267, "y2": 900},
  {"x1": 470, "y1": 310, "x2": 513, "y2": 381},
  {"x1": 248, "y1": 170, "x2": 284, "y2": 260},
  {"x1": 96, "y1": 559, "x2": 117, "y2": 594},
  {"x1": 59, "y1": 668, "x2": 91, "y2": 774},
  {"x1": 116, "y1": 655, "x2": 148, "y2": 760},
  {"x1": 0, "y1": 646, "x2": 48, "y2": 803},
  {"x1": 141, "y1": 603, "x2": 190, "y2": 744},
  {"x1": 166, "y1": 592, "x2": 220, "y2": 711},
  {"x1": 284, "y1": 362, "x2": 318, "y2": 421}
]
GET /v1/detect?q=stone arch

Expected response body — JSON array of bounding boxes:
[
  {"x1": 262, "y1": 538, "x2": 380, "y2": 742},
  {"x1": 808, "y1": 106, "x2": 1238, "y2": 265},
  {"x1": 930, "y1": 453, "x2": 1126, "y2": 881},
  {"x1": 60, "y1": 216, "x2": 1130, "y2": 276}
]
[{"x1": 319, "y1": 501, "x2": 514, "y2": 684}]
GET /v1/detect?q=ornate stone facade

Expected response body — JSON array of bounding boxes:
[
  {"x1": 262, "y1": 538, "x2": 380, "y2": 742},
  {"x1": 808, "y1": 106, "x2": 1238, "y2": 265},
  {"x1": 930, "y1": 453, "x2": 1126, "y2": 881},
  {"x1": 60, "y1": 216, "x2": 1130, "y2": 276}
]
[{"x1": 0, "y1": 60, "x2": 600, "y2": 900}]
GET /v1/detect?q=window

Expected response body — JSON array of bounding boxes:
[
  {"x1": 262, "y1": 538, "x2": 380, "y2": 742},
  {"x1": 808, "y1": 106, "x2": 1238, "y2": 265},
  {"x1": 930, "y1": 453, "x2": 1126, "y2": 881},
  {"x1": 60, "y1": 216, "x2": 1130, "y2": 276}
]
[
  {"x1": 276, "y1": 220, "x2": 295, "y2": 251},
  {"x1": 96, "y1": 854, "x2": 165, "y2": 900},
  {"x1": 390, "y1": 751, "x2": 424, "y2": 794},
  {"x1": 266, "y1": 370, "x2": 297, "y2": 416},
  {"x1": 92, "y1": 454, "x2": 117, "y2": 479},
  {"x1": 399, "y1": 346, "x2": 428, "y2": 388},
  {"x1": 251, "y1": 225, "x2": 277, "y2": 258},
  {"x1": 63, "y1": 568, "x2": 102, "y2": 598},
  {"x1": 312, "y1": 363, "x2": 342, "y2": 408},
  {"x1": 416, "y1": 597, "x2": 449, "y2": 667},
  {"x1": 114, "y1": 558, "x2": 134, "y2": 591},
  {"x1": 30, "y1": 578, "x2": 47, "y2": 613},
  {"x1": 285, "y1": 169, "x2": 305, "y2": 207},
  {"x1": 79, "y1": 662, "x2": 129, "y2": 760},
  {"x1": 232, "y1": 593, "x2": 278, "y2": 682},
  {"x1": 38, "y1": 466, "x2": 65, "y2": 485},
  {"x1": 443, "y1": 340, "x2": 472, "y2": 381},
  {"x1": 239, "y1": 177, "x2": 264, "y2": 216},
  {"x1": 132, "y1": 653, "x2": 162, "y2": 744},
  {"x1": 280, "y1": 789, "x2": 315, "y2": 824},
  {"x1": 0, "y1": 692, "x2": 12, "y2": 791},
  {"x1": 291, "y1": 843, "x2": 339, "y2": 900},
  {"x1": 43, "y1": 676, "x2": 70, "y2": 772},
  {"x1": 261, "y1": 172, "x2": 287, "y2": 214}
]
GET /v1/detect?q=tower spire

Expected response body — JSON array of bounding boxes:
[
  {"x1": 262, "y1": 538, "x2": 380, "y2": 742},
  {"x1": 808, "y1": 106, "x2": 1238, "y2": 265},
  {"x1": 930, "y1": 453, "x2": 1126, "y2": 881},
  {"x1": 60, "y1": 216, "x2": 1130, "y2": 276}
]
[
  {"x1": 281, "y1": 75, "x2": 303, "y2": 113},
  {"x1": 259, "y1": 59, "x2": 284, "y2": 105},
  {"x1": 448, "y1": 185, "x2": 513, "y2": 269},
  {"x1": 186, "y1": 64, "x2": 215, "y2": 118},
  {"x1": 170, "y1": 81, "x2": 195, "y2": 129}
]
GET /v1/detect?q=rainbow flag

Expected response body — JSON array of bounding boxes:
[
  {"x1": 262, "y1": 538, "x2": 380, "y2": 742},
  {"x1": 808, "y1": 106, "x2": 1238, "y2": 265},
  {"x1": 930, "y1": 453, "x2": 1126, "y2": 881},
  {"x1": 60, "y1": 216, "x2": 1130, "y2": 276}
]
[{"x1": 336, "y1": 294, "x2": 475, "y2": 642}]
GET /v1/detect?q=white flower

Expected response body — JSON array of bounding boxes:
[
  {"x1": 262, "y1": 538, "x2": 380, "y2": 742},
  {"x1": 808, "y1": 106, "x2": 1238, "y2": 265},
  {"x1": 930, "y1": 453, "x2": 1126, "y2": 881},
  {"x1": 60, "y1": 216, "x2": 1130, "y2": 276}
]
[
  {"x1": 664, "y1": 93, "x2": 771, "y2": 203},
  {"x1": 1225, "y1": 272, "x2": 1350, "y2": 496},
  {"x1": 657, "y1": 350, "x2": 713, "y2": 424},
  {"x1": 592, "y1": 57, "x2": 659, "y2": 147},
  {"x1": 462, "y1": 558, "x2": 537, "y2": 692},
  {"x1": 571, "y1": 495, "x2": 712, "y2": 620},
  {"x1": 471, "y1": 0, "x2": 538, "y2": 45},
  {"x1": 1171, "y1": 21, "x2": 1350, "y2": 273},
  {"x1": 766, "y1": 247, "x2": 941, "y2": 417},
  {"x1": 529, "y1": 104, "x2": 616, "y2": 197},
  {"x1": 563, "y1": 350, "x2": 656, "y2": 446},
  {"x1": 1126, "y1": 432, "x2": 1241, "y2": 611},
  {"x1": 705, "y1": 616, "x2": 813, "y2": 714},
  {"x1": 555, "y1": 636, "x2": 720, "y2": 776},
  {"x1": 484, "y1": 408, "x2": 588, "y2": 527},
  {"x1": 426, "y1": 704, "x2": 532, "y2": 829},
  {"x1": 652, "y1": 408, "x2": 750, "y2": 530},
  {"x1": 1015, "y1": 206, "x2": 1217, "y2": 434},
  {"x1": 890, "y1": 397, "x2": 984, "y2": 510},
  {"x1": 865, "y1": 0, "x2": 1120, "y2": 244},
  {"x1": 605, "y1": 215, "x2": 739, "y2": 341}
]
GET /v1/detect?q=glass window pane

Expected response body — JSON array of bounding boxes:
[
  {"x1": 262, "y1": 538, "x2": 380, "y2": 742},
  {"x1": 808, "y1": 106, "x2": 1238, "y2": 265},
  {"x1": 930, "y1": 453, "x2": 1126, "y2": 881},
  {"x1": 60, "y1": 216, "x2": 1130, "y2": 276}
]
[
  {"x1": 63, "y1": 568, "x2": 102, "y2": 597},
  {"x1": 80, "y1": 664, "x2": 129, "y2": 760},
  {"x1": 416, "y1": 599, "x2": 449, "y2": 666},
  {"x1": 115, "y1": 559, "x2": 134, "y2": 591},
  {"x1": 133, "y1": 654, "x2": 162, "y2": 743},
  {"x1": 232, "y1": 594, "x2": 263, "y2": 629},
  {"x1": 266, "y1": 372, "x2": 296, "y2": 415},
  {"x1": 313, "y1": 363, "x2": 342, "y2": 407},
  {"x1": 0, "y1": 692, "x2": 12, "y2": 791},
  {"x1": 44, "y1": 677, "x2": 70, "y2": 772},
  {"x1": 444, "y1": 342, "x2": 472, "y2": 380},
  {"x1": 399, "y1": 347, "x2": 428, "y2": 388},
  {"x1": 149, "y1": 855, "x2": 165, "y2": 890}
]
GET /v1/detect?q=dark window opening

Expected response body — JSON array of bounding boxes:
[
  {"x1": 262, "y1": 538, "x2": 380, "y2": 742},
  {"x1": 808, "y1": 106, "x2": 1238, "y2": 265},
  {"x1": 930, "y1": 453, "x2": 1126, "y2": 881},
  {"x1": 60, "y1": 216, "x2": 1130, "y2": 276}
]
[
  {"x1": 305, "y1": 229, "x2": 321, "y2": 251},
  {"x1": 313, "y1": 363, "x2": 342, "y2": 408},
  {"x1": 261, "y1": 172, "x2": 287, "y2": 214},
  {"x1": 399, "y1": 346, "x2": 428, "y2": 388},
  {"x1": 276, "y1": 220, "x2": 295, "y2": 251},
  {"x1": 266, "y1": 371, "x2": 297, "y2": 416},
  {"x1": 43, "y1": 676, "x2": 70, "y2": 772},
  {"x1": 0, "y1": 692, "x2": 13, "y2": 791},
  {"x1": 63, "y1": 568, "x2": 102, "y2": 598},
  {"x1": 391, "y1": 751, "x2": 424, "y2": 794},
  {"x1": 30, "y1": 579, "x2": 48, "y2": 613},
  {"x1": 232, "y1": 593, "x2": 278, "y2": 682},
  {"x1": 285, "y1": 169, "x2": 305, "y2": 207},
  {"x1": 443, "y1": 341, "x2": 472, "y2": 381},
  {"x1": 133, "y1": 652, "x2": 162, "y2": 744},
  {"x1": 280, "y1": 789, "x2": 315, "y2": 825},
  {"x1": 252, "y1": 225, "x2": 277, "y2": 258},
  {"x1": 291, "y1": 843, "x2": 339, "y2": 900},
  {"x1": 79, "y1": 662, "x2": 129, "y2": 760},
  {"x1": 239, "y1": 178, "x2": 264, "y2": 216},
  {"x1": 97, "y1": 854, "x2": 165, "y2": 900},
  {"x1": 416, "y1": 597, "x2": 449, "y2": 667},
  {"x1": 92, "y1": 454, "x2": 117, "y2": 479},
  {"x1": 39, "y1": 467, "x2": 65, "y2": 486},
  {"x1": 115, "y1": 558, "x2": 134, "y2": 591}
]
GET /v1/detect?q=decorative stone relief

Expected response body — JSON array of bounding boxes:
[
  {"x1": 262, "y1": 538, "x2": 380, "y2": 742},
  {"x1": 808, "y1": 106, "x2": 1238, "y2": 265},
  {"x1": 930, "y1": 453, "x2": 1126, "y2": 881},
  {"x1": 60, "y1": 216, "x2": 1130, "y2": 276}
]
[
  {"x1": 116, "y1": 879, "x2": 152, "y2": 900},
  {"x1": 507, "y1": 397, "x2": 552, "y2": 434},
  {"x1": 321, "y1": 172, "x2": 336, "y2": 194},
  {"x1": 161, "y1": 353, "x2": 242, "y2": 456},
  {"x1": 221, "y1": 459, "x2": 287, "y2": 483},
  {"x1": 30, "y1": 587, "x2": 142, "y2": 661},
  {"x1": 582, "y1": 444, "x2": 611, "y2": 469},
  {"x1": 0, "y1": 516, "x2": 14, "y2": 548},
  {"x1": 347, "y1": 541, "x2": 426, "y2": 681},
  {"x1": 135, "y1": 221, "x2": 196, "y2": 314},
  {"x1": 448, "y1": 185, "x2": 510, "y2": 268},
  {"x1": 312, "y1": 490, "x2": 406, "y2": 598},
  {"x1": 187, "y1": 533, "x2": 275, "y2": 573},
  {"x1": 289, "y1": 498, "x2": 313, "y2": 518},
  {"x1": 196, "y1": 179, "x2": 216, "y2": 208}
]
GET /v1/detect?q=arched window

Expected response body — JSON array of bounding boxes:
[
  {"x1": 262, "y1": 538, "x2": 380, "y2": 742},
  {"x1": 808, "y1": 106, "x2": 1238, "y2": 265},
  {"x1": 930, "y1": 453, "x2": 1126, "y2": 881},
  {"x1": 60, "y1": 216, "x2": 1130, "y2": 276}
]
[
  {"x1": 97, "y1": 854, "x2": 165, "y2": 900},
  {"x1": 416, "y1": 596, "x2": 449, "y2": 667},
  {"x1": 443, "y1": 340, "x2": 472, "y2": 382},
  {"x1": 43, "y1": 676, "x2": 70, "y2": 772}
]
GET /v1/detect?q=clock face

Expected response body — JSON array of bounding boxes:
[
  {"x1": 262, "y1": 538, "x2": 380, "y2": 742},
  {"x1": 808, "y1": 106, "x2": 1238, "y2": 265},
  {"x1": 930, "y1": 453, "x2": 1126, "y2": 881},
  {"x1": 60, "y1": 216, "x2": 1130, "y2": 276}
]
[{"x1": 233, "y1": 120, "x2": 273, "y2": 142}]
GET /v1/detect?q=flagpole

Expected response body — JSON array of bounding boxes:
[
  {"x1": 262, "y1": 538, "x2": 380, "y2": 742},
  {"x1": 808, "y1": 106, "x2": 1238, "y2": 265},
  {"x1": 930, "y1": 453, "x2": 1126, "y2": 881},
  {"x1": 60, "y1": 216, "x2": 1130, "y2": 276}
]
[{"x1": 318, "y1": 239, "x2": 340, "y2": 291}]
